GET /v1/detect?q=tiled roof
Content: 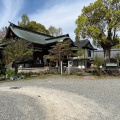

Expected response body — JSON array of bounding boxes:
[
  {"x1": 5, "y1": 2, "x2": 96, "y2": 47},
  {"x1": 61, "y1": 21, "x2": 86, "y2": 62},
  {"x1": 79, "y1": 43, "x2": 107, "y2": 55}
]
[
  {"x1": 8, "y1": 23, "x2": 70, "y2": 45},
  {"x1": 74, "y1": 40, "x2": 96, "y2": 50}
]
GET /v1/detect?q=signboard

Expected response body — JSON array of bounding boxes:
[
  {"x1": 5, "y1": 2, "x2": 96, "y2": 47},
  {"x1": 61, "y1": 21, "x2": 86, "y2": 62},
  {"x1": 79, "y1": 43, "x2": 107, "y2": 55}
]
[{"x1": 106, "y1": 63, "x2": 117, "y2": 67}]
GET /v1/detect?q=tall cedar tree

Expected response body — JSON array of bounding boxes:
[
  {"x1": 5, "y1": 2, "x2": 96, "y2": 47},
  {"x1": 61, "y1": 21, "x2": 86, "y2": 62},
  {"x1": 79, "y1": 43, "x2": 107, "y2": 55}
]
[
  {"x1": 75, "y1": 0, "x2": 120, "y2": 63},
  {"x1": 3, "y1": 39, "x2": 33, "y2": 74}
]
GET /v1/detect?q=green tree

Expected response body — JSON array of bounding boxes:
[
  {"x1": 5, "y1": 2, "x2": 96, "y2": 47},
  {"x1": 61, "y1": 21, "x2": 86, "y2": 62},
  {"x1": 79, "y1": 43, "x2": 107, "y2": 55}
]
[
  {"x1": 44, "y1": 39, "x2": 74, "y2": 67},
  {"x1": 93, "y1": 55, "x2": 104, "y2": 68},
  {"x1": 113, "y1": 38, "x2": 120, "y2": 48},
  {"x1": 18, "y1": 14, "x2": 30, "y2": 28},
  {"x1": 48, "y1": 25, "x2": 62, "y2": 36},
  {"x1": 115, "y1": 53, "x2": 120, "y2": 66},
  {"x1": 115, "y1": 53, "x2": 120, "y2": 60},
  {"x1": 76, "y1": 48, "x2": 85, "y2": 66},
  {"x1": 75, "y1": 0, "x2": 120, "y2": 63},
  {"x1": 76, "y1": 48, "x2": 85, "y2": 58},
  {"x1": 18, "y1": 14, "x2": 49, "y2": 35},
  {"x1": 3, "y1": 39, "x2": 33, "y2": 74},
  {"x1": 114, "y1": 44, "x2": 120, "y2": 48},
  {"x1": 26, "y1": 21, "x2": 50, "y2": 35}
]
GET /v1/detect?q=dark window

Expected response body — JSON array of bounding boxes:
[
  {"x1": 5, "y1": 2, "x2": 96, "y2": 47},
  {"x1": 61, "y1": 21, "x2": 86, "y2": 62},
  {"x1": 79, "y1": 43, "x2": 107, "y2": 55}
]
[{"x1": 88, "y1": 50, "x2": 91, "y2": 57}]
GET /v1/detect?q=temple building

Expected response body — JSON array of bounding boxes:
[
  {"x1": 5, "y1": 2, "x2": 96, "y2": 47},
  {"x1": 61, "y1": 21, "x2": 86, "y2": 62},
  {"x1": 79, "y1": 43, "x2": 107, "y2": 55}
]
[
  {"x1": 0, "y1": 22, "x2": 99, "y2": 69},
  {"x1": 0, "y1": 22, "x2": 73, "y2": 68}
]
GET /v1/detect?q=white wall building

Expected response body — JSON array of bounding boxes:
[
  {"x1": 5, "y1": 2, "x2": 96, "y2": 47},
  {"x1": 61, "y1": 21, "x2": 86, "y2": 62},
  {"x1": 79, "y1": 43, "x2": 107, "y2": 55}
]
[{"x1": 72, "y1": 40, "x2": 96, "y2": 68}]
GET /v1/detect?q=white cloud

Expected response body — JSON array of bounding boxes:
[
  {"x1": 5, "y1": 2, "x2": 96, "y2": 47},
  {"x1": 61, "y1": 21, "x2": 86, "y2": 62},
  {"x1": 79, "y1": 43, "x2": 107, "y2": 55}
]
[
  {"x1": 29, "y1": 0, "x2": 96, "y2": 40},
  {"x1": 0, "y1": 0, "x2": 24, "y2": 29},
  {"x1": 0, "y1": 0, "x2": 97, "y2": 40}
]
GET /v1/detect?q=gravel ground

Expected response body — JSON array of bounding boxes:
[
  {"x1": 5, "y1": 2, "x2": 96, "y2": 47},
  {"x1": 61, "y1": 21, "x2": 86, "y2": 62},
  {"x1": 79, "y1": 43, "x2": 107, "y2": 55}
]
[
  {"x1": 0, "y1": 75, "x2": 120, "y2": 120},
  {"x1": 0, "y1": 91, "x2": 46, "y2": 120}
]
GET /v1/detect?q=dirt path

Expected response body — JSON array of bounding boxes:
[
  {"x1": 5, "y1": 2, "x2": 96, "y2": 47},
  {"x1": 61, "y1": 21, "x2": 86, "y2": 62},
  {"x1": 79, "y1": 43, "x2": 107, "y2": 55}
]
[{"x1": 0, "y1": 86, "x2": 109, "y2": 120}]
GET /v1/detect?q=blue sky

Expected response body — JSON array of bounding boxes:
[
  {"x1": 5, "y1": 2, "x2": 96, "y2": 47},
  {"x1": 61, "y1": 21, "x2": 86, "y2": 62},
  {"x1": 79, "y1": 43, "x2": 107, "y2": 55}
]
[{"x1": 0, "y1": 0, "x2": 96, "y2": 40}]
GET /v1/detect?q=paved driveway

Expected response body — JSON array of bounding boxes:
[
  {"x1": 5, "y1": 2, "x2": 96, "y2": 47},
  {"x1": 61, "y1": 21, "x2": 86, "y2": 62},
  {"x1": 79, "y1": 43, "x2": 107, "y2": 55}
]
[{"x1": 0, "y1": 76, "x2": 120, "y2": 120}]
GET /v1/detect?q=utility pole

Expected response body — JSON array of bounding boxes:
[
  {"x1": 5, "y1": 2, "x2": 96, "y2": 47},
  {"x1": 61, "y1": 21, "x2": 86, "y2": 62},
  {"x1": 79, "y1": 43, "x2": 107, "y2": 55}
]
[{"x1": 58, "y1": 42, "x2": 63, "y2": 75}]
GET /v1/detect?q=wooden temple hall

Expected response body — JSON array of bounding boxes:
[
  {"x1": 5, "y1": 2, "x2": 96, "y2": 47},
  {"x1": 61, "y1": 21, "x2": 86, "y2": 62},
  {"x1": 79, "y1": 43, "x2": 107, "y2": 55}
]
[{"x1": 0, "y1": 22, "x2": 73, "y2": 68}]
